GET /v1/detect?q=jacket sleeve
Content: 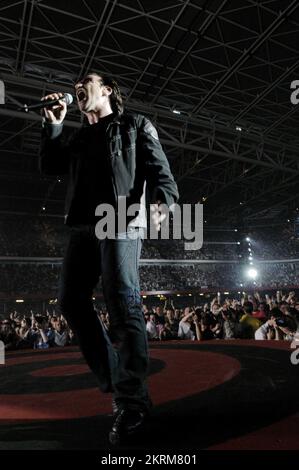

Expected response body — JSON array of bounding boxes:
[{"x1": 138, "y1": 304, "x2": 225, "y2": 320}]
[
  {"x1": 138, "y1": 116, "x2": 179, "y2": 207},
  {"x1": 39, "y1": 122, "x2": 72, "y2": 175}
]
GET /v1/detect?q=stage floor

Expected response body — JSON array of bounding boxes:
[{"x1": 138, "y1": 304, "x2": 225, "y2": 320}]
[{"x1": 0, "y1": 340, "x2": 298, "y2": 450}]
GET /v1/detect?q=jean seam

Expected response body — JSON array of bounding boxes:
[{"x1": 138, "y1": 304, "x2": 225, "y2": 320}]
[
  {"x1": 114, "y1": 240, "x2": 134, "y2": 276},
  {"x1": 135, "y1": 236, "x2": 140, "y2": 285}
]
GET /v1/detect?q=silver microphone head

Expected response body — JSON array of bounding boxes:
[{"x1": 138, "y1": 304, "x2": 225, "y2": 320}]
[{"x1": 64, "y1": 93, "x2": 73, "y2": 105}]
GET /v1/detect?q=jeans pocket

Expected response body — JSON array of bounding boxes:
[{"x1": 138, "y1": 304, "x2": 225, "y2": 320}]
[{"x1": 115, "y1": 227, "x2": 140, "y2": 240}]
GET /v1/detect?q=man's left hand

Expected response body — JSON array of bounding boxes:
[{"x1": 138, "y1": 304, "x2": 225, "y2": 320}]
[{"x1": 150, "y1": 200, "x2": 167, "y2": 231}]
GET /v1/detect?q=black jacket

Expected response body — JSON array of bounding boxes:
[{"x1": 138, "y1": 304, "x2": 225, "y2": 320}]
[{"x1": 40, "y1": 112, "x2": 179, "y2": 226}]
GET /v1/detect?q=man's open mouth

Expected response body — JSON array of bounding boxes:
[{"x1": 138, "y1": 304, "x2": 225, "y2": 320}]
[{"x1": 77, "y1": 89, "x2": 87, "y2": 102}]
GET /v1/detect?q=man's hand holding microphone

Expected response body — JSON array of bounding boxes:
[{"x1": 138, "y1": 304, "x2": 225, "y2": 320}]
[{"x1": 41, "y1": 92, "x2": 69, "y2": 124}]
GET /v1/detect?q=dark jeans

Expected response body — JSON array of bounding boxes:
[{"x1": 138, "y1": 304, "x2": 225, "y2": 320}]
[{"x1": 58, "y1": 226, "x2": 150, "y2": 411}]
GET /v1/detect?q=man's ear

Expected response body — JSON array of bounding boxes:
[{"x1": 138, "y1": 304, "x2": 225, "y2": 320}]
[{"x1": 103, "y1": 86, "x2": 112, "y2": 96}]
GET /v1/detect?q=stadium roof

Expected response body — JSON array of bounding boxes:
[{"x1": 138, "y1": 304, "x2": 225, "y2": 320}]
[{"x1": 0, "y1": 0, "x2": 299, "y2": 227}]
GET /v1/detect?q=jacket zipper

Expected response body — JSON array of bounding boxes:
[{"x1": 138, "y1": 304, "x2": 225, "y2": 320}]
[{"x1": 105, "y1": 121, "x2": 119, "y2": 211}]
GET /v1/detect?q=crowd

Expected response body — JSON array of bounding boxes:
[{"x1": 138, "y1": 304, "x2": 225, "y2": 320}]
[
  {"x1": 1, "y1": 216, "x2": 299, "y2": 351},
  {"x1": 143, "y1": 291, "x2": 299, "y2": 342},
  {"x1": 0, "y1": 310, "x2": 75, "y2": 350},
  {"x1": 1, "y1": 291, "x2": 299, "y2": 350},
  {"x1": 0, "y1": 264, "x2": 59, "y2": 296},
  {"x1": 139, "y1": 265, "x2": 235, "y2": 290},
  {"x1": 0, "y1": 216, "x2": 68, "y2": 257},
  {"x1": 249, "y1": 226, "x2": 299, "y2": 260},
  {"x1": 1, "y1": 216, "x2": 298, "y2": 261},
  {"x1": 1, "y1": 262, "x2": 298, "y2": 295}
]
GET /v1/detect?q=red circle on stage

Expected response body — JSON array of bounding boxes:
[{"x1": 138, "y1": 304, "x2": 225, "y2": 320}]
[
  {"x1": 0, "y1": 349, "x2": 241, "y2": 421},
  {"x1": 31, "y1": 364, "x2": 89, "y2": 377}
]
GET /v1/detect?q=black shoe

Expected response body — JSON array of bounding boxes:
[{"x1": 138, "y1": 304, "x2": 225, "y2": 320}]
[
  {"x1": 112, "y1": 398, "x2": 118, "y2": 415},
  {"x1": 109, "y1": 408, "x2": 148, "y2": 445},
  {"x1": 112, "y1": 397, "x2": 153, "y2": 416}
]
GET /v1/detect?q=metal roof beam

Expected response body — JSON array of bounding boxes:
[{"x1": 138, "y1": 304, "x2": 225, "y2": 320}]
[
  {"x1": 150, "y1": 0, "x2": 229, "y2": 105},
  {"x1": 127, "y1": 0, "x2": 190, "y2": 100},
  {"x1": 192, "y1": 0, "x2": 299, "y2": 114},
  {"x1": 77, "y1": 0, "x2": 117, "y2": 79}
]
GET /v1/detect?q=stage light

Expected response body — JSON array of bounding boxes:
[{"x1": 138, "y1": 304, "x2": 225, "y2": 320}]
[
  {"x1": 247, "y1": 268, "x2": 258, "y2": 279},
  {"x1": 234, "y1": 229, "x2": 238, "y2": 232},
  {"x1": 237, "y1": 241, "x2": 241, "y2": 245},
  {"x1": 246, "y1": 237, "x2": 250, "y2": 242},
  {"x1": 172, "y1": 109, "x2": 181, "y2": 114},
  {"x1": 236, "y1": 126, "x2": 242, "y2": 131},
  {"x1": 16, "y1": 299, "x2": 24, "y2": 303},
  {"x1": 42, "y1": 206, "x2": 46, "y2": 211}
]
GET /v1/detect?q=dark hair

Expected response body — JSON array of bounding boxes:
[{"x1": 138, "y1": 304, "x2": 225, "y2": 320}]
[
  {"x1": 269, "y1": 308, "x2": 283, "y2": 318},
  {"x1": 23, "y1": 317, "x2": 31, "y2": 327},
  {"x1": 89, "y1": 72, "x2": 123, "y2": 115},
  {"x1": 201, "y1": 313, "x2": 214, "y2": 327},
  {"x1": 243, "y1": 301, "x2": 254, "y2": 314},
  {"x1": 35, "y1": 315, "x2": 46, "y2": 325},
  {"x1": 166, "y1": 307, "x2": 174, "y2": 313}
]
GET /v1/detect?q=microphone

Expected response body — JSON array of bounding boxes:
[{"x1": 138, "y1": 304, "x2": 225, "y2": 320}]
[{"x1": 19, "y1": 93, "x2": 73, "y2": 113}]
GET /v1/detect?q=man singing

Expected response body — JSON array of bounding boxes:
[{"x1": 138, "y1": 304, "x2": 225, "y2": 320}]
[{"x1": 39, "y1": 73, "x2": 178, "y2": 444}]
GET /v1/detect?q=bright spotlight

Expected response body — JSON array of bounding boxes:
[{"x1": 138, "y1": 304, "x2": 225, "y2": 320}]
[
  {"x1": 246, "y1": 237, "x2": 250, "y2": 242},
  {"x1": 247, "y1": 268, "x2": 258, "y2": 279}
]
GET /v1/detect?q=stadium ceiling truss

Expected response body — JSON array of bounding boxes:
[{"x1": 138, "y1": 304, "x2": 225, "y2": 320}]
[{"x1": 0, "y1": 0, "x2": 299, "y2": 227}]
